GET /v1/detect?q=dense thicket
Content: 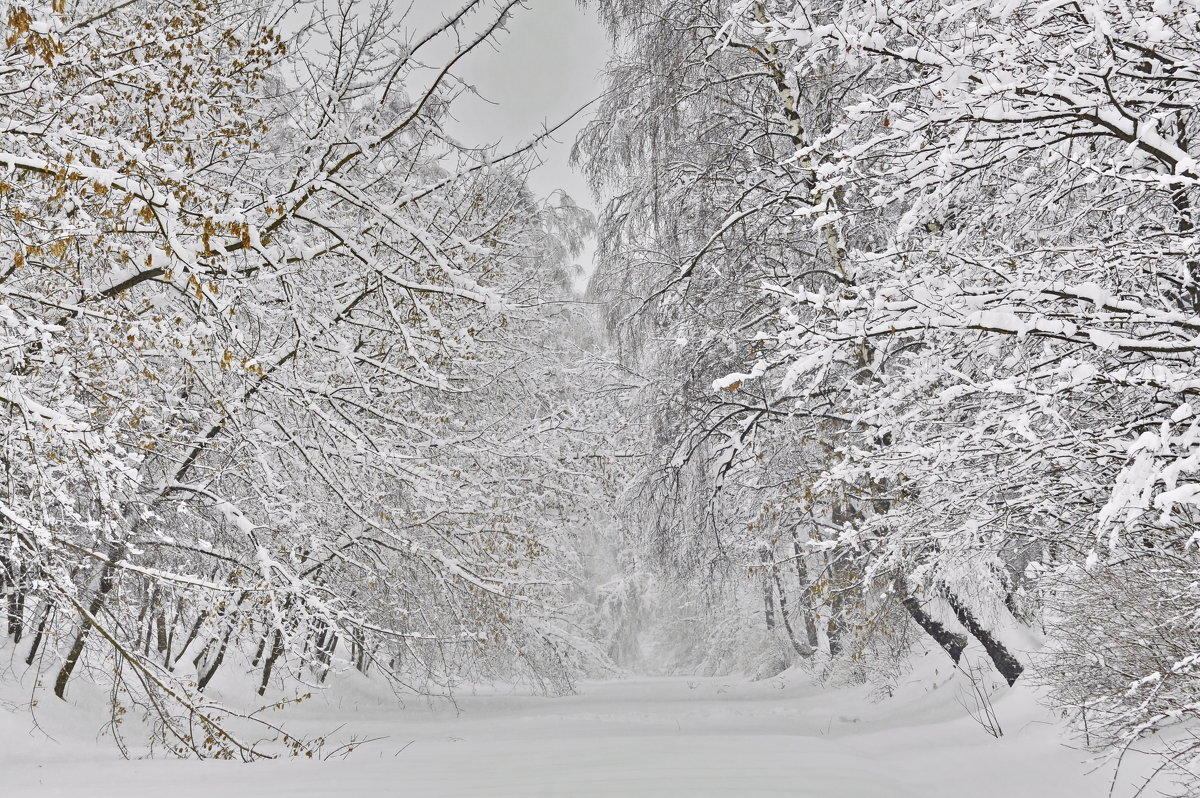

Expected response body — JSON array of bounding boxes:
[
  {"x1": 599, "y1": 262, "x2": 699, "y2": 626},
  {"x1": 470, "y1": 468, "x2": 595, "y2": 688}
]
[
  {"x1": 0, "y1": 0, "x2": 617, "y2": 758},
  {"x1": 8, "y1": 0, "x2": 1200, "y2": 786},
  {"x1": 580, "y1": 0, "x2": 1200, "y2": 786}
]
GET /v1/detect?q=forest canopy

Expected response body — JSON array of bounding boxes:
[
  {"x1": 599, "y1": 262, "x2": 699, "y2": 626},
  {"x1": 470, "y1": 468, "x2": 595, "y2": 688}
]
[{"x1": 3, "y1": 0, "x2": 1200, "y2": 792}]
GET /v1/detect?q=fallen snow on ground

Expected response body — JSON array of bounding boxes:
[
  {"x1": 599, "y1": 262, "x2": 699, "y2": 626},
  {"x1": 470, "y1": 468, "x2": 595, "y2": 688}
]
[{"x1": 1, "y1": 658, "x2": 1151, "y2": 797}]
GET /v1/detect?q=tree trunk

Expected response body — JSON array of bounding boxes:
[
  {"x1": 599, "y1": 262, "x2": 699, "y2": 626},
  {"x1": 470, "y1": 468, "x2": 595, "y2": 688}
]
[
  {"x1": 826, "y1": 600, "x2": 844, "y2": 657},
  {"x1": 315, "y1": 628, "x2": 337, "y2": 683},
  {"x1": 772, "y1": 571, "x2": 814, "y2": 657},
  {"x1": 55, "y1": 545, "x2": 125, "y2": 699},
  {"x1": 8, "y1": 582, "x2": 24, "y2": 643},
  {"x1": 196, "y1": 626, "x2": 234, "y2": 692},
  {"x1": 163, "y1": 597, "x2": 184, "y2": 668},
  {"x1": 758, "y1": 545, "x2": 776, "y2": 631},
  {"x1": 136, "y1": 584, "x2": 155, "y2": 656},
  {"x1": 258, "y1": 628, "x2": 284, "y2": 696},
  {"x1": 789, "y1": 530, "x2": 821, "y2": 649},
  {"x1": 156, "y1": 610, "x2": 169, "y2": 654},
  {"x1": 24, "y1": 602, "x2": 50, "y2": 666},
  {"x1": 825, "y1": 505, "x2": 859, "y2": 659},
  {"x1": 2, "y1": 554, "x2": 25, "y2": 642},
  {"x1": 943, "y1": 588, "x2": 1024, "y2": 685},
  {"x1": 251, "y1": 626, "x2": 270, "y2": 668},
  {"x1": 894, "y1": 577, "x2": 967, "y2": 664},
  {"x1": 173, "y1": 608, "x2": 210, "y2": 667}
]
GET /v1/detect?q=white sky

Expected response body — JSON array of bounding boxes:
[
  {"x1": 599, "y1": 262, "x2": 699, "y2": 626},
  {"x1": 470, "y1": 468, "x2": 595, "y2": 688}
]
[
  {"x1": 408, "y1": 1, "x2": 610, "y2": 205},
  {"x1": 397, "y1": 2, "x2": 609, "y2": 285},
  {"x1": 457, "y1": 2, "x2": 609, "y2": 205}
]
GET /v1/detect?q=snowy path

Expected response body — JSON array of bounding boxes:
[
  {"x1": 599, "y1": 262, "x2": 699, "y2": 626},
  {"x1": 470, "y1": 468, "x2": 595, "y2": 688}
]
[{"x1": 4, "y1": 673, "x2": 1116, "y2": 797}]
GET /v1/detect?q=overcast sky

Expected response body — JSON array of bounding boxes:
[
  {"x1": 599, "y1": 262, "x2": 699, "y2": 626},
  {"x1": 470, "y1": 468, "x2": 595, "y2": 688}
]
[
  {"x1": 396, "y1": 2, "x2": 608, "y2": 284},
  {"x1": 408, "y1": 2, "x2": 610, "y2": 205}
]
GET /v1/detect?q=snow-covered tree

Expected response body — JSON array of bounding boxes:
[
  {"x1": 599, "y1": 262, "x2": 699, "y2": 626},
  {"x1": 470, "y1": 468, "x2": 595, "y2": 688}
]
[
  {"x1": 0, "y1": 0, "x2": 612, "y2": 757},
  {"x1": 581, "y1": 5, "x2": 1200, "y2": 756},
  {"x1": 577, "y1": 0, "x2": 923, "y2": 679},
  {"x1": 711, "y1": 0, "x2": 1200, "y2": 781}
]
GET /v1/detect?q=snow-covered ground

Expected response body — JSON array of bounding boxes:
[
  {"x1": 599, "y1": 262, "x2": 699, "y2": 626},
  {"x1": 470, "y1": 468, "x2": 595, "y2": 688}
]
[{"x1": 1, "y1": 660, "x2": 1150, "y2": 797}]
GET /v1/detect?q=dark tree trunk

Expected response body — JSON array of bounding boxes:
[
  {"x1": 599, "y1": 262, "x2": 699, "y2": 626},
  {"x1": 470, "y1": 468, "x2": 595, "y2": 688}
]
[
  {"x1": 758, "y1": 545, "x2": 776, "y2": 631},
  {"x1": 25, "y1": 603, "x2": 50, "y2": 666},
  {"x1": 789, "y1": 530, "x2": 820, "y2": 649},
  {"x1": 315, "y1": 627, "x2": 337, "y2": 683},
  {"x1": 196, "y1": 592, "x2": 248, "y2": 690},
  {"x1": 55, "y1": 553, "x2": 121, "y2": 699},
  {"x1": 251, "y1": 627, "x2": 270, "y2": 668},
  {"x1": 173, "y1": 608, "x2": 210, "y2": 667},
  {"x1": 826, "y1": 600, "x2": 844, "y2": 657},
  {"x1": 8, "y1": 584, "x2": 24, "y2": 643},
  {"x1": 772, "y1": 571, "x2": 814, "y2": 657},
  {"x1": 357, "y1": 640, "x2": 372, "y2": 675},
  {"x1": 943, "y1": 588, "x2": 1024, "y2": 685},
  {"x1": 136, "y1": 584, "x2": 155, "y2": 656},
  {"x1": 196, "y1": 626, "x2": 234, "y2": 692},
  {"x1": 825, "y1": 503, "x2": 859, "y2": 659},
  {"x1": 894, "y1": 577, "x2": 967, "y2": 664},
  {"x1": 762, "y1": 583, "x2": 776, "y2": 631},
  {"x1": 258, "y1": 628, "x2": 284, "y2": 696},
  {"x1": 163, "y1": 597, "x2": 184, "y2": 668},
  {"x1": 2, "y1": 555, "x2": 25, "y2": 642},
  {"x1": 156, "y1": 610, "x2": 169, "y2": 654}
]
